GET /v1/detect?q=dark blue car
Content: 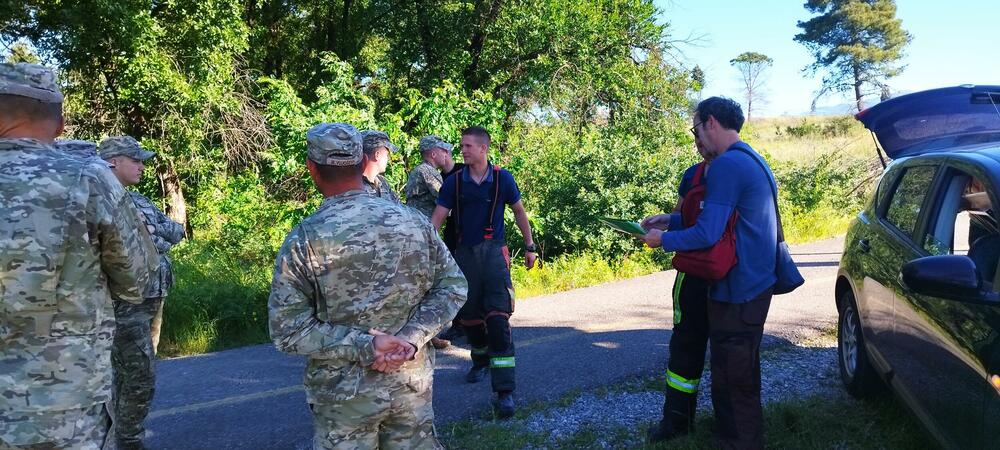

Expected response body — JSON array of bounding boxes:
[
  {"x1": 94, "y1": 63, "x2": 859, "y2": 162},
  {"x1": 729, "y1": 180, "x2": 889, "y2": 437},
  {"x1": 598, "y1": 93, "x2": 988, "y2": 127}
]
[{"x1": 836, "y1": 85, "x2": 1000, "y2": 449}]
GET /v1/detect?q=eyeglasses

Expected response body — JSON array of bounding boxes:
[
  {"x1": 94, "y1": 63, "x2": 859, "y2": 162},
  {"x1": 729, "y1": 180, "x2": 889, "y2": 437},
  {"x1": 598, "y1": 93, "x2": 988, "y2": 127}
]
[{"x1": 689, "y1": 121, "x2": 703, "y2": 138}]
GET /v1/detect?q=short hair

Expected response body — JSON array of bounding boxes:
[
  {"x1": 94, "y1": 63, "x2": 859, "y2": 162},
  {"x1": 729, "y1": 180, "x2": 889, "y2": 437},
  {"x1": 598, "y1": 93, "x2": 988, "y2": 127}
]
[
  {"x1": 312, "y1": 159, "x2": 363, "y2": 182},
  {"x1": 461, "y1": 126, "x2": 491, "y2": 146},
  {"x1": 0, "y1": 94, "x2": 62, "y2": 124},
  {"x1": 695, "y1": 97, "x2": 744, "y2": 132}
]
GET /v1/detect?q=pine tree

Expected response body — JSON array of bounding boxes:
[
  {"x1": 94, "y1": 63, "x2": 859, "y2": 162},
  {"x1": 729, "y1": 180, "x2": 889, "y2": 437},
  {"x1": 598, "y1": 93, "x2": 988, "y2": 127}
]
[
  {"x1": 794, "y1": 0, "x2": 912, "y2": 112},
  {"x1": 730, "y1": 52, "x2": 772, "y2": 123}
]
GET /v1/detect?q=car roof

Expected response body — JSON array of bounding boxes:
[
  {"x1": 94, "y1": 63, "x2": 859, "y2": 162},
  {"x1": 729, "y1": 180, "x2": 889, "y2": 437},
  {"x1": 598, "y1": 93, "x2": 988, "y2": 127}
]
[{"x1": 855, "y1": 85, "x2": 1000, "y2": 159}]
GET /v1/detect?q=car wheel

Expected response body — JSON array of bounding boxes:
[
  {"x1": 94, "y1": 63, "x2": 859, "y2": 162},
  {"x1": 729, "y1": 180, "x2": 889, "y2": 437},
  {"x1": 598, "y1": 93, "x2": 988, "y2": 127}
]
[{"x1": 838, "y1": 290, "x2": 882, "y2": 398}]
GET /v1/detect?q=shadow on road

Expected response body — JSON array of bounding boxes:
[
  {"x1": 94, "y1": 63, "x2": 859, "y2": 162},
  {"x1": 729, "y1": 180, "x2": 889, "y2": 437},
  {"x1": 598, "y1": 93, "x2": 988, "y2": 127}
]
[{"x1": 146, "y1": 323, "x2": 814, "y2": 450}]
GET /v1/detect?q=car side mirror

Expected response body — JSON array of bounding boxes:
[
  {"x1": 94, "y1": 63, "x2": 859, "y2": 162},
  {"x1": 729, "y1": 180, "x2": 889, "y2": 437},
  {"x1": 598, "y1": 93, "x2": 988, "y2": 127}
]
[{"x1": 901, "y1": 255, "x2": 986, "y2": 302}]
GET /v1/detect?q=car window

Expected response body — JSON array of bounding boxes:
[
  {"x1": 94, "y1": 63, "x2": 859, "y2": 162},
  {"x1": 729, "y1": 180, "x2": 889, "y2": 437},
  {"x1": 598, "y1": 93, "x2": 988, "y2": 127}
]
[
  {"x1": 883, "y1": 166, "x2": 938, "y2": 240},
  {"x1": 922, "y1": 169, "x2": 999, "y2": 287}
]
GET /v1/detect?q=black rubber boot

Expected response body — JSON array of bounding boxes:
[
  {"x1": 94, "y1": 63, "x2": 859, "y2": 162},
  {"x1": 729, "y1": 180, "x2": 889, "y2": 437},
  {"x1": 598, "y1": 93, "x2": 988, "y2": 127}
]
[
  {"x1": 647, "y1": 388, "x2": 697, "y2": 443},
  {"x1": 494, "y1": 391, "x2": 516, "y2": 419}
]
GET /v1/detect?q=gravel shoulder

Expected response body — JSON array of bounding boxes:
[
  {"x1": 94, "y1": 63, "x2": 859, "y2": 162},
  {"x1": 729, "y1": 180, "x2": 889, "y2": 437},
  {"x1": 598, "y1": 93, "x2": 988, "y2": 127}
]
[{"x1": 450, "y1": 325, "x2": 846, "y2": 448}]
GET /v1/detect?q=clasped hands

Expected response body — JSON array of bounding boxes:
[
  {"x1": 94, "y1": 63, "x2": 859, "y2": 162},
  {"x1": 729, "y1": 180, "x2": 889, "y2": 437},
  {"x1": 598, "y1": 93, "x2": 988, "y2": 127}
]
[{"x1": 368, "y1": 328, "x2": 416, "y2": 373}]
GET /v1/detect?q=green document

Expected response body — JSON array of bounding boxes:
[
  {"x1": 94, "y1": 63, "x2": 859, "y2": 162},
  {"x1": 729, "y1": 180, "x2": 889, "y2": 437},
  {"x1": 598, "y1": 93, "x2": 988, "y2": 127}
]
[{"x1": 599, "y1": 217, "x2": 647, "y2": 236}]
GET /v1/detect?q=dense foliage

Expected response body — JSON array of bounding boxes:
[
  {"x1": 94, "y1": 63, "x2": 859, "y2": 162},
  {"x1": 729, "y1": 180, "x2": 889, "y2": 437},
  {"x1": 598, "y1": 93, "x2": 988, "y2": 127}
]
[{"x1": 2, "y1": 2, "x2": 877, "y2": 354}]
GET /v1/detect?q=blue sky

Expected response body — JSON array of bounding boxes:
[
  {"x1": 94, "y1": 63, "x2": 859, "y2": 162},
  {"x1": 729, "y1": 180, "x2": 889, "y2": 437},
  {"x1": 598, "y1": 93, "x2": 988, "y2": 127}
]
[{"x1": 655, "y1": 1, "x2": 1000, "y2": 116}]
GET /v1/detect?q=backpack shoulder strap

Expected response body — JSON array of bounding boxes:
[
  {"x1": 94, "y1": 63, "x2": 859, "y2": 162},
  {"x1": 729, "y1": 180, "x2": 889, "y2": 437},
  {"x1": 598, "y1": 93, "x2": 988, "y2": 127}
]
[
  {"x1": 691, "y1": 161, "x2": 706, "y2": 186},
  {"x1": 730, "y1": 144, "x2": 784, "y2": 243}
]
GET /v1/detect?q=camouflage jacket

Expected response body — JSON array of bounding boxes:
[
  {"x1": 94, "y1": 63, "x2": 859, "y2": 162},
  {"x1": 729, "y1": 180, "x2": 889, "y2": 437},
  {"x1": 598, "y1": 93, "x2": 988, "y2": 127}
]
[
  {"x1": 130, "y1": 192, "x2": 184, "y2": 299},
  {"x1": 268, "y1": 190, "x2": 467, "y2": 404},
  {"x1": 0, "y1": 138, "x2": 158, "y2": 414},
  {"x1": 403, "y1": 162, "x2": 443, "y2": 219},
  {"x1": 362, "y1": 174, "x2": 400, "y2": 204}
]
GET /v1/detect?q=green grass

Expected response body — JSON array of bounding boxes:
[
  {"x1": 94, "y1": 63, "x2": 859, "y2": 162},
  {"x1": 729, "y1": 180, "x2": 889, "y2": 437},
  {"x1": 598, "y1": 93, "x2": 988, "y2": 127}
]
[
  {"x1": 441, "y1": 394, "x2": 931, "y2": 450},
  {"x1": 511, "y1": 249, "x2": 668, "y2": 299},
  {"x1": 783, "y1": 204, "x2": 859, "y2": 244},
  {"x1": 158, "y1": 240, "x2": 272, "y2": 356},
  {"x1": 745, "y1": 115, "x2": 874, "y2": 164}
]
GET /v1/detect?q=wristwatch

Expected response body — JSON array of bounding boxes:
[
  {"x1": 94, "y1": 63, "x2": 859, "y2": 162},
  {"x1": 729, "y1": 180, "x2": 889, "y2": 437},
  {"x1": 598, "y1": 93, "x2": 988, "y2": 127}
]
[{"x1": 525, "y1": 243, "x2": 538, "y2": 253}]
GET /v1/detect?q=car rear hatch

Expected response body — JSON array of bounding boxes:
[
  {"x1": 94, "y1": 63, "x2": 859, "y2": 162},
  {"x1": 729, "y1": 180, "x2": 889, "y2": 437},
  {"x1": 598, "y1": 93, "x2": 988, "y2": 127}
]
[{"x1": 855, "y1": 85, "x2": 1000, "y2": 159}]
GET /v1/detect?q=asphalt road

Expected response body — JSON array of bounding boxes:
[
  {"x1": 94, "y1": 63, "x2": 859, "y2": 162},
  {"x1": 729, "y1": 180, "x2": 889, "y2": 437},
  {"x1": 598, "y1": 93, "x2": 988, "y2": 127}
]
[{"x1": 145, "y1": 236, "x2": 845, "y2": 449}]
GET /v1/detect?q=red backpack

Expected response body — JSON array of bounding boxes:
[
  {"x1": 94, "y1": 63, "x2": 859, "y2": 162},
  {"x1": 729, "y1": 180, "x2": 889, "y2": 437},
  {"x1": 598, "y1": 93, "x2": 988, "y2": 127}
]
[{"x1": 671, "y1": 162, "x2": 739, "y2": 281}]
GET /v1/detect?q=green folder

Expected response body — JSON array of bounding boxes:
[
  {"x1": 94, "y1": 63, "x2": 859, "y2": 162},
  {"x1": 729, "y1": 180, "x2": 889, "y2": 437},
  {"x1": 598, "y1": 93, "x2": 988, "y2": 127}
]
[{"x1": 599, "y1": 217, "x2": 647, "y2": 236}]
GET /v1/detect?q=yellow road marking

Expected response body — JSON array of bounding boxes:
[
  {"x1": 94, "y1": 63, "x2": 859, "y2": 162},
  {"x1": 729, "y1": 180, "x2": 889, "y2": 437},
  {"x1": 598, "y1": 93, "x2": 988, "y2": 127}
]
[{"x1": 148, "y1": 385, "x2": 303, "y2": 419}]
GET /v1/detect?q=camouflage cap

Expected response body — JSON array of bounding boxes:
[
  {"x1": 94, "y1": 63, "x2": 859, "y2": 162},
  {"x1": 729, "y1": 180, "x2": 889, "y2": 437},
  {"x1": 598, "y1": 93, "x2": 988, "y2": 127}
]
[
  {"x1": 56, "y1": 139, "x2": 99, "y2": 157},
  {"x1": 0, "y1": 62, "x2": 63, "y2": 103},
  {"x1": 306, "y1": 123, "x2": 363, "y2": 166},
  {"x1": 418, "y1": 135, "x2": 453, "y2": 154},
  {"x1": 360, "y1": 130, "x2": 398, "y2": 156},
  {"x1": 98, "y1": 136, "x2": 156, "y2": 161}
]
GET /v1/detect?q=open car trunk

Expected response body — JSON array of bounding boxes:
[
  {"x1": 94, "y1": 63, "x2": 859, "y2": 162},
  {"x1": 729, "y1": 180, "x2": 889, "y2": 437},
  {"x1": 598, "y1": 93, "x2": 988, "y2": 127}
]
[{"x1": 855, "y1": 85, "x2": 1000, "y2": 160}]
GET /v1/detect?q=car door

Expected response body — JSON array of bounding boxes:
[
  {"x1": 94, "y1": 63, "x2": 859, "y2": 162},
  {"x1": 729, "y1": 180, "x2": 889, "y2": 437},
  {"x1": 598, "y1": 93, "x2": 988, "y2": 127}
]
[
  {"x1": 849, "y1": 165, "x2": 903, "y2": 364},
  {"x1": 859, "y1": 164, "x2": 938, "y2": 378},
  {"x1": 891, "y1": 161, "x2": 1000, "y2": 449}
]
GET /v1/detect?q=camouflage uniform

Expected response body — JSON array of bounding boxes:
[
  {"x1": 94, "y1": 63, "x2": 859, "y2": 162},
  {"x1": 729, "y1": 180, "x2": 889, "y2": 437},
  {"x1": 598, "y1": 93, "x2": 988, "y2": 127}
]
[
  {"x1": 98, "y1": 136, "x2": 184, "y2": 449},
  {"x1": 129, "y1": 191, "x2": 184, "y2": 352},
  {"x1": 268, "y1": 123, "x2": 467, "y2": 450},
  {"x1": 360, "y1": 130, "x2": 401, "y2": 204},
  {"x1": 362, "y1": 174, "x2": 400, "y2": 204},
  {"x1": 0, "y1": 62, "x2": 157, "y2": 450},
  {"x1": 404, "y1": 162, "x2": 443, "y2": 219}
]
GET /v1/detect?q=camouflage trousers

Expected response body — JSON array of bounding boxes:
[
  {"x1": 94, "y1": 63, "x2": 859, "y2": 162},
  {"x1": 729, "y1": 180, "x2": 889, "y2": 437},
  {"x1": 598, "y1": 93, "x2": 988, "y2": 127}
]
[
  {"x1": 311, "y1": 383, "x2": 441, "y2": 450},
  {"x1": 0, "y1": 403, "x2": 112, "y2": 450},
  {"x1": 149, "y1": 298, "x2": 164, "y2": 355},
  {"x1": 111, "y1": 298, "x2": 160, "y2": 450}
]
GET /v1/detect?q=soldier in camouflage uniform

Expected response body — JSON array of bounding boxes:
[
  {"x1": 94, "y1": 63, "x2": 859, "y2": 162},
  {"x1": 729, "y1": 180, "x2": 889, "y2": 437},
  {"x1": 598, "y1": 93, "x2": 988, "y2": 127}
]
[
  {"x1": 0, "y1": 63, "x2": 158, "y2": 449},
  {"x1": 405, "y1": 136, "x2": 462, "y2": 348},
  {"x1": 268, "y1": 123, "x2": 467, "y2": 450},
  {"x1": 98, "y1": 136, "x2": 185, "y2": 449},
  {"x1": 404, "y1": 136, "x2": 452, "y2": 218},
  {"x1": 360, "y1": 130, "x2": 400, "y2": 203}
]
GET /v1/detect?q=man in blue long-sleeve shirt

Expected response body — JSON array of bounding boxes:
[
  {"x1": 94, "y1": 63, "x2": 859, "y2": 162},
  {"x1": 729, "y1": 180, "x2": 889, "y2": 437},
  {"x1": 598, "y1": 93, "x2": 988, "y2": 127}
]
[{"x1": 642, "y1": 97, "x2": 777, "y2": 450}]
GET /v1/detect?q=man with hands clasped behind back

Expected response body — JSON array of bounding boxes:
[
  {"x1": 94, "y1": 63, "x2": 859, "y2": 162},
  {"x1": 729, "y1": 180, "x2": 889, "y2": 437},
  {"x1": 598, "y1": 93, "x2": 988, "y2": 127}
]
[{"x1": 268, "y1": 122, "x2": 467, "y2": 449}]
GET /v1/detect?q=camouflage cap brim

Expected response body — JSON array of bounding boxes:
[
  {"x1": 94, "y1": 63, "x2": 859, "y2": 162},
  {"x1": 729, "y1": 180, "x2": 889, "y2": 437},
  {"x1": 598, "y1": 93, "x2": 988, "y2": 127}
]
[{"x1": 134, "y1": 149, "x2": 156, "y2": 161}]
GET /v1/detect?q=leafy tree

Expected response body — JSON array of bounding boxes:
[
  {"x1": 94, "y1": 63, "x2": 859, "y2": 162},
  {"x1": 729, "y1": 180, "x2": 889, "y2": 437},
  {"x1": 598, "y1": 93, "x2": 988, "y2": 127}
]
[
  {"x1": 794, "y1": 0, "x2": 912, "y2": 112},
  {"x1": 730, "y1": 52, "x2": 772, "y2": 123},
  {"x1": 4, "y1": 41, "x2": 39, "y2": 63},
  {"x1": 2, "y1": 0, "x2": 258, "y2": 231},
  {"x1": 690, "y1": 65, "x2": 705, "y2": 94}
]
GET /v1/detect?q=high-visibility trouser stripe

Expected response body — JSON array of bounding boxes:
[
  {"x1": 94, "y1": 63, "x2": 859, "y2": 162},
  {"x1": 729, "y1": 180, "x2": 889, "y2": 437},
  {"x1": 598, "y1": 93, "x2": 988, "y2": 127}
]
[
  {"x1": 673, "y1": 272, "x2": 686, "y2": 325},
  {"x1": 666, "y1": 369, "x2": 699, "y2": 394},
  {"x1": 471, "y1": 346, "x2": 489, "y2": 356},
  {"x1": 490, "y1": 357, "x2": 515, "y2": 368}
]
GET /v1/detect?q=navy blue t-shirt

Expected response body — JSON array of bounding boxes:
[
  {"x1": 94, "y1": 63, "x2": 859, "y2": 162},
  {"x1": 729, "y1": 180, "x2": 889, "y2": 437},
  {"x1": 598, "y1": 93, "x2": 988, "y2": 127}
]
[
  {"x1": 678, "y1": 162, "x2": 701, "y2": 198},
  {"x1": 661, "y1": 142, "x2": 778, "y2": 303},
  {"x1": 437, "y1": 165, "x2": 521, "y2": 247}
]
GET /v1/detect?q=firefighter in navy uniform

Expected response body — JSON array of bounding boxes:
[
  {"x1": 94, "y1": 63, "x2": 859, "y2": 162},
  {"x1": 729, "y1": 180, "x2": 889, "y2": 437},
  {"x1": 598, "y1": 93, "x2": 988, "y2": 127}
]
[
  {"x1": 430, "y1": 126, "x2": 537, "y2": 419},
  {"x1": 643, "y1": 138, "x2": 714, "y2": 441}
]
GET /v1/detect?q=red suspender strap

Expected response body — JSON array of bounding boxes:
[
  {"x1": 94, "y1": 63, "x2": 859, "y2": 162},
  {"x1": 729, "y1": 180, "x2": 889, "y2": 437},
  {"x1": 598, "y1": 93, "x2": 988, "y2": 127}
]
[{"x1": 455, "y1": 168, "x2": 462, "y2": 244}]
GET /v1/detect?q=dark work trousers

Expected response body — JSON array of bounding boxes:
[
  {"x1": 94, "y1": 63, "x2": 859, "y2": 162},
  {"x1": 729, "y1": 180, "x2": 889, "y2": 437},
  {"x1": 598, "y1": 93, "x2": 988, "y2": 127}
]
[
  {"x1": 453, "y1": 240, "x2": 516, "y2": 393},
  {"x1": 708, "y1": 289, "x2": 773, "y2": 450},
  {"x1": 658, "y1": 272, "x2": 711, "y2": 435}
]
